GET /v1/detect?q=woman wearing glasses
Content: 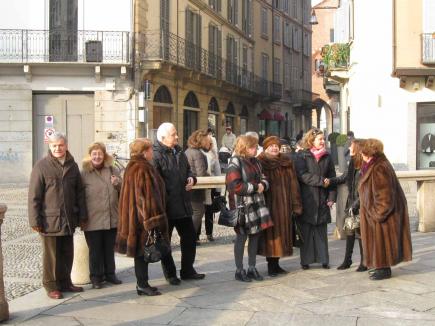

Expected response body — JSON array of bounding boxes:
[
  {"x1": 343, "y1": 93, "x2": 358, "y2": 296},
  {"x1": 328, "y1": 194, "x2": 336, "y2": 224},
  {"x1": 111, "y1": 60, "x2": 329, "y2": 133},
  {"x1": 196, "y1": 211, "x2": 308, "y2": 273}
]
[{"x1": 295, "y1": 128, "x2": 336, "y2": 270}]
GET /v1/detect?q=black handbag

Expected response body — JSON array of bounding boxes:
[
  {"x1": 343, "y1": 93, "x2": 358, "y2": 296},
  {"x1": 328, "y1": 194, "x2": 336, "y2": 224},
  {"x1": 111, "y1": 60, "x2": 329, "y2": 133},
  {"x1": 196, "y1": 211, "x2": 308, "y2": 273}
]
[
  {"x1": 211, "y1": 195, "x2": 226, "y2": 213},
  {"x1": 292, "y1": 216, "x2": 304, "y2": 248},
  {"x1": 218, "y1": 204, "x2": 245, "y2": 227},
  {"x1": 143, "y1": 230, "x2": 171, "y2": 263}
]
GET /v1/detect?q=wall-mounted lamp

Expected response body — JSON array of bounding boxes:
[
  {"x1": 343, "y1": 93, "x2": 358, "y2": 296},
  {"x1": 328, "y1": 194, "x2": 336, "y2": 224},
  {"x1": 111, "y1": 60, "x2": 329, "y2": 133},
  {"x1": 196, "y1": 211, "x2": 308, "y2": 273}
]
[{"x1": 309, "y1": 5, "x2": 340, "y2": 25}]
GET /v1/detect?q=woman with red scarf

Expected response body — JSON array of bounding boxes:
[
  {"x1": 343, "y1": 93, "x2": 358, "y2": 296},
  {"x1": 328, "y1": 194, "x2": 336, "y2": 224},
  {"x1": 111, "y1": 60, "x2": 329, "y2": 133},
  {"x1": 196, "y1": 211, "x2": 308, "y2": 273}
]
[{"x1": 295, "y1": 128, "x2": 336, "y2": 270}]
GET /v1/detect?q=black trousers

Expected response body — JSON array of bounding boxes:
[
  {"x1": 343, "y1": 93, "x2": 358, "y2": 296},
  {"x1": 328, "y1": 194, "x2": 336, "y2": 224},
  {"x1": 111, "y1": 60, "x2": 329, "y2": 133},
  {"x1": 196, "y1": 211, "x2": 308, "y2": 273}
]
[
  {"x1": 84, "y1": 228, "x2": 117, "y2": 282},
  {"x1": 41, "y1": 235, "x2": 74, "y2": 292},
  {"x1": 161, "y1": 217, "x2": 197, "y2": 278},
  {"x1": 134, "y1": 256, "x2": 149, "y2": 288}
]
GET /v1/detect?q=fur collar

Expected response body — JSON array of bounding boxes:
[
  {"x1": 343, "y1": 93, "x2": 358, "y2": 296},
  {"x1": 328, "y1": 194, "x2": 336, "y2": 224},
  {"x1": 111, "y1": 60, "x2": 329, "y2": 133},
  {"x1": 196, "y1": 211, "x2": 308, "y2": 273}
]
[{"x1": 82, "y1": 155, "x2": 113, "y2": 172}]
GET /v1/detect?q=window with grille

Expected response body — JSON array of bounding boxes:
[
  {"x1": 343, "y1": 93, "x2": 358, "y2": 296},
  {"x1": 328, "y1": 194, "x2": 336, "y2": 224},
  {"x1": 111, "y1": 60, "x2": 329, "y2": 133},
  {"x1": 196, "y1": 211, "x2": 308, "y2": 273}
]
[
  {"x1": 228, "y1": 0, "x2": 238, "y2": 25},
  {"x1": 273, "y1": 15, "x2": 281, "y2": 43},
  {"x1": 261, "y1": 53, "x2": 269, "y2": 79},
  {"x1": 274, "y1": 58, "x2": 281, "y2": 83},
  {"x1": 261, "y1": 7, "x2": 268, "y2": 37}
]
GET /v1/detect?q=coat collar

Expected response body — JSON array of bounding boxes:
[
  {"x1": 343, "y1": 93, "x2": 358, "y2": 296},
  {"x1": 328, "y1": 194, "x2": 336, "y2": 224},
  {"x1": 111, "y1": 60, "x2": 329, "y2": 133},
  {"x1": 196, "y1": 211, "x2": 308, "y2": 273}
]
[
  {"x1": 359, "y1": 154, "x2": 388, "y2": 186},
  {"x1": 82, "y1": 155, "x2": 113, "y2": 172},
  {"x1": 154, "y1": 141, "x2": 182, "y2": 154}
]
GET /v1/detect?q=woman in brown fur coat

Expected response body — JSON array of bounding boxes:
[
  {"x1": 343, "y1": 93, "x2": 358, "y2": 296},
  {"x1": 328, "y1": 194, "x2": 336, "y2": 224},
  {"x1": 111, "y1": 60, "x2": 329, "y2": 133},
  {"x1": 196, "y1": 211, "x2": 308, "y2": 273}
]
[
  {"x1": 258, "y1": 136, "x2": 303, "y2": 276},
  {"x1": 359, "y1": 139, "x2": 412, "y2": 280},
  {"x1": 115, "y1": 138, "x2": 169, "y2": 296}
]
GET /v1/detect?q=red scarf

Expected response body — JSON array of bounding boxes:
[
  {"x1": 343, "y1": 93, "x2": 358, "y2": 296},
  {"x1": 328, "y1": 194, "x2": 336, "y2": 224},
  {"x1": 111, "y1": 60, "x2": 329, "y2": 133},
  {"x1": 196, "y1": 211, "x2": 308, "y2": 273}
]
[{"x1": 310, "y1": 147, "x2": 327, "y2": 162}]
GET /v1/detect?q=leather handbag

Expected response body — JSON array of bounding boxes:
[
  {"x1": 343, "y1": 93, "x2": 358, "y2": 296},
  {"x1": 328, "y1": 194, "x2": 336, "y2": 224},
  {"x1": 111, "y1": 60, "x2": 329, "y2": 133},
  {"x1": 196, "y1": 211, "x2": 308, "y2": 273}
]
[
  {"x1": 343, "y1": 208, "x2": 360, "y2": 231},
  {"x1": 143, "y1": 229, "x2": 171, "y2": 263},
  {"x1": 211, "y1": 195, "x2": 227, "y2": 213},
  {"x1": 218, "y1": 204, "x2": 245, "y2": 227},
  {"x1": 292, "y1": 216, "x2": 304, "y2": 248}
]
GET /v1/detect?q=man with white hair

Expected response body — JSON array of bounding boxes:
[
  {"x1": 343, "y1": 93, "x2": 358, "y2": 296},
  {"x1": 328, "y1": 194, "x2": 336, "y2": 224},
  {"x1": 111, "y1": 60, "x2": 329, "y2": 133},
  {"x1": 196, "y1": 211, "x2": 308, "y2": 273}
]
[
  {"x1": 28, "y1": 132, "x2": 87, "y2": 299},
  {"x1": 153, "y1": 122, "x2": 205, "y2": 285}
]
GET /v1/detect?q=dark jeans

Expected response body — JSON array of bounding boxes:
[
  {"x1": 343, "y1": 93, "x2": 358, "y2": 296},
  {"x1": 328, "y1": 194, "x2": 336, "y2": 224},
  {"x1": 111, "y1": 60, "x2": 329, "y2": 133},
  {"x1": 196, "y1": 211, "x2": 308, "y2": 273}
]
[
  {"x1": 41, "y1": 235, "x2": 74, "y2": 292},
  {"x1": 161, "y1": 217, "x2": 197, "y2": 278},
  {"x1": 84, "y1": 228, "x2": 117, "y2": 282}
]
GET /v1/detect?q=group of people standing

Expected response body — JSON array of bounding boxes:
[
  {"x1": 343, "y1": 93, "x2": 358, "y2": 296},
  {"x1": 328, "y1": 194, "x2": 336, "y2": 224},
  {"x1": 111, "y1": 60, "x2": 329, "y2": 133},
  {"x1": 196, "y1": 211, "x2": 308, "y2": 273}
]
[{"x1": 28, "y1": 124, "x2": 412, "y2": 300}]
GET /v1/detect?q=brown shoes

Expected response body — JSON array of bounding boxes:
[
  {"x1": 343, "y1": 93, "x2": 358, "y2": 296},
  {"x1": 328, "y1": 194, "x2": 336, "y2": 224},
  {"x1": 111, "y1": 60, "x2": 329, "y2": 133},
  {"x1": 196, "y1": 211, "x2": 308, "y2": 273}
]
[
  {"x1": 47, "y1": 290, "x2": 63, "y2": 299},
  {"x1": 61, "y1": 285, "x2": 84, "y2": 293}
]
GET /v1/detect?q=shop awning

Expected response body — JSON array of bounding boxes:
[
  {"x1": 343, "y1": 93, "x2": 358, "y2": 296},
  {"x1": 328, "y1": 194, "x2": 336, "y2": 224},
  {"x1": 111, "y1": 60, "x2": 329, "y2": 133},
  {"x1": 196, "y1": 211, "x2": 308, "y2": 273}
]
[
  {"x1": 274, "y1": 111, "x2": 285, "y2": 121},
  {"x1": 258, "y1": 109, "x2": 274, "y2": 120}
]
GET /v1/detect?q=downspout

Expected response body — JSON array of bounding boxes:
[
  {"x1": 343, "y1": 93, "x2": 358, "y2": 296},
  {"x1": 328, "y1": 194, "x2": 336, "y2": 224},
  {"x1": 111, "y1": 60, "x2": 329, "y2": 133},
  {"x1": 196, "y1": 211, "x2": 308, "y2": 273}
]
[{"x1": 392, "y1": 0, "x2": 397, "y2": 77}]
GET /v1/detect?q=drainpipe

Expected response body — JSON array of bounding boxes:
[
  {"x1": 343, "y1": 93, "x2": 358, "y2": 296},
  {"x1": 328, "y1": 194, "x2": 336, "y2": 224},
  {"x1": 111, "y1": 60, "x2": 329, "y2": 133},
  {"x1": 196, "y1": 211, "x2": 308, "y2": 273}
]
[{"x1": 392, "y1": 0, "x2": 397, "y2": 77}]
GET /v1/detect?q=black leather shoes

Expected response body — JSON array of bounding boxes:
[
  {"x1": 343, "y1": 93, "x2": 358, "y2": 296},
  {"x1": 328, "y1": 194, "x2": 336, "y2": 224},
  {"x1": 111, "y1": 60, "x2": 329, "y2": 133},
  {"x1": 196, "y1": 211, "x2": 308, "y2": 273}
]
[
  {"x1": 247, "y1": 267, "x2": 263, "y2": 281},
  {"x1": 369, "y1": 268, "x2": 391, "y2": 280},
  {"x1": 356, "y1": 265, "x2": 368, "y2": 272},
  {"x1": 61, "y1": 285, "x2": 84, "y2": 293},
  {"x1": 136, "y1": 285, "x2": 161, "y2": 296},
  {"x1": 167, "y1": 276, "x2": 181, "y2": 285},
  {"x1": 337, "y1": 260, "x2": 352, "y2": 270},
  {"x1": 105, "y1": 275, "x2": 122, "y2": 285},
  {"x1": 301, "y1": 264, "x2": 310, "y2": 270},
  {"x1": 322, "y1": 264, "x2": 330, "y2": 269},
  {"x1": 180, "y1": 273, "x2": 205, "y2": 280},
  {"x1": 92, "y1": 281, "x2": 103, "y2": 289},
  {"x1": 235, "y1": 269, "x2": 252, "y2": 282}
]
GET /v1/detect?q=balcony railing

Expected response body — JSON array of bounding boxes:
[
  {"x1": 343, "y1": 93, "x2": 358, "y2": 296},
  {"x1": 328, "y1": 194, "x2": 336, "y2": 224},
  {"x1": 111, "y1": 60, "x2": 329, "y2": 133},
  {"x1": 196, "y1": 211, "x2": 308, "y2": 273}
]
[
  {"x1": 422, "y1": 33, "x2": 435, "y2": 64},
  {"x1": 138, "y1": 31, "x2": 281, "y2": 98},
  {"x1": 291, "y1": 89, "x2": 313, "y2": 105},
  {"x1": 0, "y1": 29, "x2": 131, "y2": 64}
]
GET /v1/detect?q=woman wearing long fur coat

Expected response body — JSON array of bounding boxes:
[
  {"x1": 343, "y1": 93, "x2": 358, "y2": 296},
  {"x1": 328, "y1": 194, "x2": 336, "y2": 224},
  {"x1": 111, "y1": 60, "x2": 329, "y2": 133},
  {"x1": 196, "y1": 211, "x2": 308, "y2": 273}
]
[
  {"x1": 257, "y1": 136, "x2": 303, "y2": 276},
  {"x1": 115, "y1": 138, "x2": 169, "y2": 296},
  {"x1": 358, "y1": 139, "x2": 412, "y2": 280}
]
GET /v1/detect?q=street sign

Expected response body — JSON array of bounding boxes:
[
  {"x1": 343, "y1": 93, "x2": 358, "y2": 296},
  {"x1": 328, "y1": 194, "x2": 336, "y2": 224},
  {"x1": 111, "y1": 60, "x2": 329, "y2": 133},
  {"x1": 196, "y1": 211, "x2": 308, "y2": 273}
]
[
  {"x1": 45, "y1": 115, "x2": 54, "y2": 126},
  {"x1": 44, "y1": 128, "x2": 55, "y2": 144}
]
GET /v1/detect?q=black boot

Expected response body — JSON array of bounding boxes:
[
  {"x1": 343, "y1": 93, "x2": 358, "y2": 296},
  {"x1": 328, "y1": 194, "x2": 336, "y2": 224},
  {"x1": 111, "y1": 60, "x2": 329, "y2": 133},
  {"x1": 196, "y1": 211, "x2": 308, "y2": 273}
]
[
  {"x1": 369, "y1": 267, "x2": 391, "y2": 280},
  {"x1": 275, "y1": 258, "x2": 287, "y2": 274},
  {"x1": 337, "y1": 235, "x2": 355, "y2": 270},
  {"x1": 267, "y1": 257, "x2": 278, "y2": 277},
  {"x1": 356, "y1": 238, "x2": 368, "y2": 272}
]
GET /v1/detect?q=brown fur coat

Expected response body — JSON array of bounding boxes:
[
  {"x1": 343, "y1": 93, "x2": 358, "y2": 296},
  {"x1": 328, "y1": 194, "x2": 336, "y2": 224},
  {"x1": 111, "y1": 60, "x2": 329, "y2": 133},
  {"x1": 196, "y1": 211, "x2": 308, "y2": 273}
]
[
  {"x1": 115, "y1": 156, "x2": 168, "y2": 258},
  {"x1": 257, "y1": 153, "x2": 303, "y2": 257},
  {"x1": 358, "y1": 154, "x2": 412, "y2": 269}
]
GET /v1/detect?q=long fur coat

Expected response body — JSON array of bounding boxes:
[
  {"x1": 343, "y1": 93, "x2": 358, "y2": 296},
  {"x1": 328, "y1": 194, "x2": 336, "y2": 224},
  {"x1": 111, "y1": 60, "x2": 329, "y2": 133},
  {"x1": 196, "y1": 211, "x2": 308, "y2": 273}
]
[
  {"x1": 115, "y1": 156, "x2": 168, "y2": 258},
  {"x1": 358, "y1": 154, "x2": 412, "y2": 269},
  {"x1": 257, "y1": 153, "x2": 303, "y2": 257}
]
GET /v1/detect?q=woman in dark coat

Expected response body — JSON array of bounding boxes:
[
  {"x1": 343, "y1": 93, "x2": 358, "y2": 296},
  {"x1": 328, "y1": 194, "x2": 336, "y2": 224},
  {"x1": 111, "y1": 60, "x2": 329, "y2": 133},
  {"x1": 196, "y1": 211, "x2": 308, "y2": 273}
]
[
  {"x1": 258, "y1": 136, "x2": 303, "y2": 276},
  {"x1": 327, "y1": 139, "x2": 367, "y2": 271},
  {"x1": 115, "y1": 138, "x2": 169, "y2": 296},
  {"x1": 226, "y1": 135, "x2": 273, "y2": 282},
  {"x1": 358, "y1": 139, "x2": 412, "y2": 280},
  {"x1": 184, "y1": 130, "x2": 210, "y2": 242},
  {"x1": 295, "y1": 128, "x2": 336, "y2": 269}
]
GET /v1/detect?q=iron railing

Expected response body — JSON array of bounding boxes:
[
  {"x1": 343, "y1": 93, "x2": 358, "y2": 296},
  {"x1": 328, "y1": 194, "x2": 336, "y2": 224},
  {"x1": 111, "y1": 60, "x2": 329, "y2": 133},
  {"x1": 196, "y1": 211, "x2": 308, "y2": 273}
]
[
  {"x1": 422, "y1": 33, "x2": 435, "y2": 64},
  {"x1": 138, "y1": 31, "x2": 282, "y2": 98},
  {"x1": 0, "y1": 29, "x2": 131, "y2": 64}
]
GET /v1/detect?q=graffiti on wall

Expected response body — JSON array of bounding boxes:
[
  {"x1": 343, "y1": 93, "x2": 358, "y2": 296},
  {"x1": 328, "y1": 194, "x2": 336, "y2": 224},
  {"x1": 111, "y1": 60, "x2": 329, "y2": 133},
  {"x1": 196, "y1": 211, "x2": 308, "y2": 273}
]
[{"x1": 0, "y1": 151, "x2": 20, "y2": 162}]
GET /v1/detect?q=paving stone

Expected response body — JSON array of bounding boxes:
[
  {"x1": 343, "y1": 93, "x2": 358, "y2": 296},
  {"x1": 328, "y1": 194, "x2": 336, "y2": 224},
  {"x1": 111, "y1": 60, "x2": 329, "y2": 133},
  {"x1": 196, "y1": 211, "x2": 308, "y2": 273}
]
[
  {"x1": 170, "y1": 307, "x2": 254, "y2": 325},
  {"x1": 247, "y1": 311, "x2": 357, "y2": 326},
  {"x1": 357, "y1": 317, "x2": 435, "y2": 326}
]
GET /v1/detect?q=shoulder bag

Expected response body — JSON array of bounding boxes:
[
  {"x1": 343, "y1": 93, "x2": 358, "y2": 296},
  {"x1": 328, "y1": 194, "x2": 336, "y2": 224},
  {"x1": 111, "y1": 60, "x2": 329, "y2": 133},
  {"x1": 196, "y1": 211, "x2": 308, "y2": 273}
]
[
  {"x1": 143, "y1": 229, "x2": 171, "y2": 263},
  {"x1": 343, "y1": 208, "x2": 360, "y2": 232}
]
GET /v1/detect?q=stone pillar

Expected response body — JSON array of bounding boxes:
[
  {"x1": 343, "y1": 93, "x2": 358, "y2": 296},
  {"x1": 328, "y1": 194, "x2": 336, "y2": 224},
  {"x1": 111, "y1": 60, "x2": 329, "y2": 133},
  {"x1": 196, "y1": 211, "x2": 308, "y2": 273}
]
[
  {"x1": 0, "y1": 204, "x2": 9, "y2": 322},
  {"x1": 334, "y1": 184, "x2": 348, "y2": 240},
  {"x1": 417, "y1": 180, "x2": 435, "y2": 232},
  {"x1": 71, "y1": 232, "x2": 90, "y2": 285}
]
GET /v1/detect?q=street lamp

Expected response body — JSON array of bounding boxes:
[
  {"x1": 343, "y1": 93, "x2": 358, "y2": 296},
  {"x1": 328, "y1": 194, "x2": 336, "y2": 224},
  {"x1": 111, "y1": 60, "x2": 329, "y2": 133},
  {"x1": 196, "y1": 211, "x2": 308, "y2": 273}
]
[{"x1": 309, "y1": 6, "x2": 340, "y2": 25}]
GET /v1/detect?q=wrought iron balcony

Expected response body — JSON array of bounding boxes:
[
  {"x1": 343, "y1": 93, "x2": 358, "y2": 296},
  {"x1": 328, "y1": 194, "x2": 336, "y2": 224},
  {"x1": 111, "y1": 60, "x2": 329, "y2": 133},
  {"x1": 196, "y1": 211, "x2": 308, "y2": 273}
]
[
  {"x1": 0, "y1": 29, "x2": 131, "y2": 64},
  {"x1": 138, "y1": 31, "x2": 281, "y2": 98},
  {"x1": 422, "y1": 33, "x2": 435, "y2": 64}
]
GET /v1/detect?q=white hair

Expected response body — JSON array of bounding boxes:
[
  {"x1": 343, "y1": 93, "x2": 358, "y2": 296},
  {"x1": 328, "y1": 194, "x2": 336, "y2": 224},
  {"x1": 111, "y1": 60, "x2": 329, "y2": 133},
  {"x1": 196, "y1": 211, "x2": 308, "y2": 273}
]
[
  {"x1": 156, "y1": 122, "x2": 175, "y2": 142},
  {"x1": 245, "y1": 131, "x2": 259, "y2": 140},
  {"x1": 48, "y1": 131, "x2": 68, "y2": 144}
]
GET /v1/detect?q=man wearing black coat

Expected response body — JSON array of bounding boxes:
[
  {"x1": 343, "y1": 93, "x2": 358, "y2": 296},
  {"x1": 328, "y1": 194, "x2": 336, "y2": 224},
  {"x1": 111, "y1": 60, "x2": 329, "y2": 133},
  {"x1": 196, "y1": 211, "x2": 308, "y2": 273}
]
[{"x1": 153, "y1": 122, "x2": 205, "y2": 284}]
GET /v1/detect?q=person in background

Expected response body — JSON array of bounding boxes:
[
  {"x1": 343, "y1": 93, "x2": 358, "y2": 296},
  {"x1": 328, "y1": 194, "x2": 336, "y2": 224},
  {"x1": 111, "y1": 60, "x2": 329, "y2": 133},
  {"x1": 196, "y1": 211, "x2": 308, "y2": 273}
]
[
  {"x1": 358, "y1": 138, "x2": 412, "y2": 280},
  {"x1": 207, "y1": 127, "x2": 219, "y2": 159},
  {"x1": 344, "y1": 131, "x2": 355, "y2": 162},
  {"x1": 226, "y1": 135, "x2": 273, "y2": 282},
  {"x1": 221, "y1": 126, "x2": 236, "y2": 151},
  {"x1": 116, "y1": 138, "x2": 168, "y2": 296},
  {"x1": 258, "y1": 136, "x2": 303, "y2": 276},
  {"x1": 153, "y1": 122, "x2": 205, "y2": 284},
  {"x1": 326, "y1": 139, "x2": 367, "y2": 272},
  {"x1": 185, "y1": 130, "x2": 210, "y2": 244},
  {"x1": 28, "y1": 132, "x2": 87, "y2": 299},
  {"x1": 81, "y1": 142, "x2": 123, "y2": 289},
  {"x1": 295, "y1": 128, "x2": 336, "y2": 270}
]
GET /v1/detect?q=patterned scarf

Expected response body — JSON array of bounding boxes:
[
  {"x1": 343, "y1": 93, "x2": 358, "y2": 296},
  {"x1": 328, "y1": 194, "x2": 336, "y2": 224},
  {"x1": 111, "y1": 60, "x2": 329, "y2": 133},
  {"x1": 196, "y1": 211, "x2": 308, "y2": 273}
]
[{"x1": 310, "y1": 147, "x2": 327, "y2": 162}]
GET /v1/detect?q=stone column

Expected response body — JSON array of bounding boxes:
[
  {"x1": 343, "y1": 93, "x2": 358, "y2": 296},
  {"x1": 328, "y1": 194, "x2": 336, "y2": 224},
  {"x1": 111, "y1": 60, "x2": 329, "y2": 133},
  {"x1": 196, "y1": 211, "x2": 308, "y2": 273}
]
[
  {"x1": 71, "y1": 231, "x2": 90, "y2": 285},
  {"x1": 0, "y1": 204, "x2": 9, "y2": 322},
  {"x1": 417, "y1": 180, "x2": 435, "y2": 232}
]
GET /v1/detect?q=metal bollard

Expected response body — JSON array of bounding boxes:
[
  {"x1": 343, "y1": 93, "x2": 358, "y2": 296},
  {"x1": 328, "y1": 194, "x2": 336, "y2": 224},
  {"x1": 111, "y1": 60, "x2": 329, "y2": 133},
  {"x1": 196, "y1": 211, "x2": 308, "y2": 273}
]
[{"x1": 0, "y1": 204, "x2": 9, "y2": 322}]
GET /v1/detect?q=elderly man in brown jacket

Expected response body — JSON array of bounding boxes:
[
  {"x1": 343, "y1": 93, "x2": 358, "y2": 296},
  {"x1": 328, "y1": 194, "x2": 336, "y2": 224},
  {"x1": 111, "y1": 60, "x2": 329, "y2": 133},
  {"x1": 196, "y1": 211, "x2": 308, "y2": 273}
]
[{"x1": 28, "y1": 132, "x2": 87, "y2": 299}]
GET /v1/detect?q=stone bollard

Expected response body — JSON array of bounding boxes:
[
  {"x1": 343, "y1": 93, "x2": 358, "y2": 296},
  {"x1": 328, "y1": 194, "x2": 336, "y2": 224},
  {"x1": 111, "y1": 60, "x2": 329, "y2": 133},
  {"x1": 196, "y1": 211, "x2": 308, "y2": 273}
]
[
  {"x1": 0, "y1": 204, "x2": 9, "y2": 322},
  {"x1": 71, "y1": 231, "x2": 90, "y2": 285},
  {"x1": 417, "y1": 180, "x2": 435, "y2": 232},
  {"x1": 334, "y1": 184, "x2": 348, "y2": 240}
]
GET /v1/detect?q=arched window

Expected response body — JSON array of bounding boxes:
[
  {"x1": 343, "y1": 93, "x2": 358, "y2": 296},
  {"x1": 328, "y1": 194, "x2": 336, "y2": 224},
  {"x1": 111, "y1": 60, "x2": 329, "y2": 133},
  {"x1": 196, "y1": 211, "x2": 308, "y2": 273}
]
[
  {"x1": 208, "y1": 97, "x2": 219, "y2": 135},
  {"x1": 239, "y1": 105, "x2": 249, "y2": 134},
  {"x1": 225, "y1": 102, "x2": 235, "y2": 129},
  {"x1": 184, "y1": 91, "x2": 199, "y2": 108},
  {"x1": 208, "y1": 97, "x2": 219, "y2": 112},
  {"x1": 153, "y1": 85, "x2": 172, "y2": 103}
]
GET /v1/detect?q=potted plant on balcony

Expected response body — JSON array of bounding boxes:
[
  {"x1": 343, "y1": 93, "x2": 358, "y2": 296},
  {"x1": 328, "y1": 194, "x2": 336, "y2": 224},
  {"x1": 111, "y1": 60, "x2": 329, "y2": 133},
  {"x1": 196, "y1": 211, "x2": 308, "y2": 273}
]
[
  {"x1": 327, "y1": 132, "x2": 340, "y2": 165},
  {"x1": 336, "y1": 134, "x2": 348, "y2": 173},
  {"x1": 322, "y1": 43, "x2": 350, "y2": 70}
]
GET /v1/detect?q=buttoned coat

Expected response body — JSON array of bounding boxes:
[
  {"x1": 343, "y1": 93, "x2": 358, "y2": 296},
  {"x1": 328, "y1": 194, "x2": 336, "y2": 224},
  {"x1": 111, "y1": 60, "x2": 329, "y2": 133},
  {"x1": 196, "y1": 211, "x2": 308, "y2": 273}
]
[
  {"x1": 358, "y1": 154, "x2": 412, "y2": 269},
  {"x1": 81, "y1": 156, "x2": 121, "y2": 231},
  {"x1": 28, "y1": 151, "x2": 87, "y2": 236}
]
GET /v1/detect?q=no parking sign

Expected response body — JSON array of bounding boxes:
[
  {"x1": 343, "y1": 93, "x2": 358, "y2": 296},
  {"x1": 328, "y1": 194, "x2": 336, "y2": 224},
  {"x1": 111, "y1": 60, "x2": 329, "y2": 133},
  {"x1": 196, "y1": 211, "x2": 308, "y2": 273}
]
[{"x1": 44, "y1": 128, "x2": 55, "y2": 144}]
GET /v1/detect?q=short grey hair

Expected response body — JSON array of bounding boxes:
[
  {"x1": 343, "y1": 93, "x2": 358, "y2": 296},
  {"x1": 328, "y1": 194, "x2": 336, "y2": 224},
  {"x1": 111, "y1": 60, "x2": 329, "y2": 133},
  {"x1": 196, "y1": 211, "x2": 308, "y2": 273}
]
[
  {"x1": 48, "y1": 131, "x2": 68, "y2": 144},
  {"x1": 245, "y1": 131, "x2": 259, "y2": 140},
  {"x1": 156, "y1": 122, "x2": 175, "y2": 142}
]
